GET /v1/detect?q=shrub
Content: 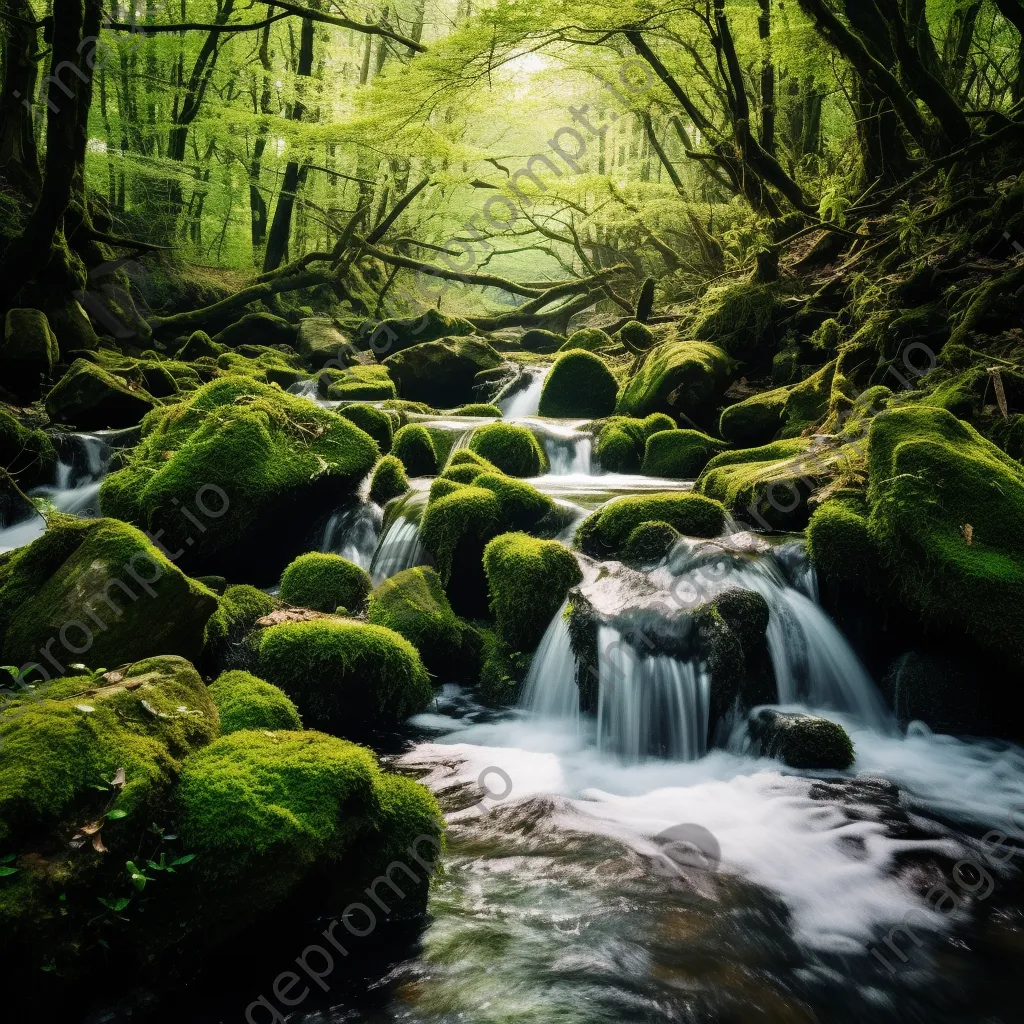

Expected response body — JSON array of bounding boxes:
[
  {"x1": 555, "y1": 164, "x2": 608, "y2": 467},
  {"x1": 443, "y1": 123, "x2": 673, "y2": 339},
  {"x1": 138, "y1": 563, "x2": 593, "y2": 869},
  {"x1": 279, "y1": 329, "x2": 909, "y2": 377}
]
[
  {"x1": 468, "y1": 422, "x2": 546, "y2": 476},
  {"x1": 391, "y1": 424, "x2": 438, "y2": 477},
  {"x1": 209, "y1": 670, "x2": 302, "y2": 733},
  {"x1": 538, "y1": 350, "x2": 618, "y2": 418},
  {"x1": 279, "y1": 552, "x2": 372, "y2": 612}
]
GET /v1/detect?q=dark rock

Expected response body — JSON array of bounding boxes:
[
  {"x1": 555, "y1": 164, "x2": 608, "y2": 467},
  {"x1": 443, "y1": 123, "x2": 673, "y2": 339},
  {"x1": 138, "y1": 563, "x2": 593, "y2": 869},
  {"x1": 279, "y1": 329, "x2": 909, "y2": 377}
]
[
  {"x1": 748, "y1": 708, "x2": 855, "y2": 769},
  {"x1": 44, "y1": 359, "x2": 156, "y2": 430},
  {"x1": 212, "y1": 312, "x2": 296, "y2": 349},
  {"x1": 383, "y1": 337, "x2": 503, "y2": 407},
  {"x1": 296, "y1": 318, "x2": 353, "y2": 369},
  {"x1": 1, "y1": 309, "x2": 59, "y2": 400}
]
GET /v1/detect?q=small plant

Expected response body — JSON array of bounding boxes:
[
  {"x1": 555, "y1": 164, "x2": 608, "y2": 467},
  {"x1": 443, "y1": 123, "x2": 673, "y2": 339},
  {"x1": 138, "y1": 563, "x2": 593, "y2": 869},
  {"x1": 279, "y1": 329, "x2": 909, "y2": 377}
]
[{"x1": 0, "y1": 853, "x2": 19, "y2": 878}]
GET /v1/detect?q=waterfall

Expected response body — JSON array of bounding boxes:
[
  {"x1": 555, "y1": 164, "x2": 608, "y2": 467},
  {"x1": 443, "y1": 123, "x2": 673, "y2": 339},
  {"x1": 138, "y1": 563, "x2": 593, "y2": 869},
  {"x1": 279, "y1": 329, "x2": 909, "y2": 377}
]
[
  {"x1": 321, "y1": 501, "x2": 382, "y2": 570},
  {"x1": 369, "y1": 487, "x2": 432, "y2": 584},
  {"x1": 498, "y1": 368, "x2": 547, "y2": 418},
  {"x1": 532, "y1": 421, "x2": 594, "y2": 475},
  {"x1": 31, "y1": 433, "x2": 111, "y2": 518},
  {"x1": 287, "y1": 378, "x2": 320, "y2": 403},
  {"x1": 595, "y1": 626, "x2": 711, "y2": 762},
  {"x1": 519, "y1": 601, "x2": 579, "y2": 721}
]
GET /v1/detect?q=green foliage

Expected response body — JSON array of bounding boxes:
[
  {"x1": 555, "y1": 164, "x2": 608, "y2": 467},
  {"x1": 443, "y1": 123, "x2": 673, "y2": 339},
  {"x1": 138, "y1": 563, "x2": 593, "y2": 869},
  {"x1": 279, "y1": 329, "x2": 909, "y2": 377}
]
[
  {"x1": 370, "y1": 455, "x2": 410, "y2": 505},
  {"x1": 483, "y1": 533, "x2": 582, "y2": 652},
  {"x1": 279, "y1": 552, "x2": 372, "y2": 613},
  {"x1": 538, "y1": 350, "x2": 618, "y2": 418},
  {"x1": 468, "y1": 422, "x2": 546, "y2": 476},
  {"x1": 642, "y1": 429, "x2": 729, "y2": 478},
  {"x1": 576, "y1": 492, "x2": 727, "y2": 557},
  {"x1": 0, "y1": 410, "x2": 57, "y2": 489},
  {"x1": 208, "y1": 670, "x2": 302, "y2": 733},
  {"x1": 391, "y1": 424, "x2": 438, "y2": 477},
  {"x1": 258, "y1": 619, "x2": 433, "y2": 735}
]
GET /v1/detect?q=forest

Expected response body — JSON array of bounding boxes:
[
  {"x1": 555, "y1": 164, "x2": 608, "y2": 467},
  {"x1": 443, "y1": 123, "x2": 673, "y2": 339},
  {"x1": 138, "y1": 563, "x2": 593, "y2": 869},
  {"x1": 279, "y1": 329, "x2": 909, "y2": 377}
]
[{"x1": 2, "y1": 1, "x2": 1024, "y2": 1022}]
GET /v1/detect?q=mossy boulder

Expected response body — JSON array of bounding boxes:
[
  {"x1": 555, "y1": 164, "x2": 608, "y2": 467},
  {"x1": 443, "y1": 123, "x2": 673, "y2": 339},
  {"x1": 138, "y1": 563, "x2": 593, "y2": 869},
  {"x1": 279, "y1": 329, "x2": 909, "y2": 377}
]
[
  {"x1": 338, "y1": 403, "x2": 394, "y2": 452},
  {"x1": 99, "y1": 377, "x2": 378, "y2": 580},
  {"x1": 1, "y1": 309, "x2": 59, "y2": 400},
  {"x1": 0, "y1": 516, "x2": 218, "y2": 673},
  {"x1": 691, "y1": 282, "x2": 778, "y2": 365},
  {"x1": 257, "y1": 619, "x2": 432, "y2": 735},
  {"x1": 560, "y1": 328, "x2": 612, "y2": 353},
  {"x1": 203, "y1": 583, "x2": 277, "y2": 673},
  {"x1": 641, "y1": 429, "x2": 730, "y2": 478},
  {"x1": 452, "y1": 403, "x2": 502, "y2": 417},
  {"x1": 519, "y1": 328, "x2": 565, "y2": 354},
  {"x1": 367, "y1": 566, "x2": 478, "y2": 681},
  {"x1": 212, "y1": 312, "x2": 296, "y2": 349},
  {"x1": 0, "y1": 409, "x2": 57, "y2": 489},
  {"x1": 0, "y1": 656, "x2": 217, "y2": 848},
  {"x1": 617, "y1": 320, "x2": 656, "y2": 354},
  {"x1": 383, "y1": 337, "x2": 503, "y2": 408},
  {"x1": 371, "y1": 308, "x2": 475, "y2": 355},
  {"x1": 324, "y1": 363, "x2": 398, "y2": 401},
  {"x1": 592, "y1": 416, "x2": 669, "y2": 473},
  {"x1": 575, "y1": 492, "x2": 727, "y2": 558},
  {"x1": 806, "y1": 498, "x2": 880, "y2": 597},
  {"x1": 296, "y1": 318, "x2": 351, "y2": 369},
  {"x1": 867, "y1": 406, "x2": 1024, "y2": 669},
  {"x1": 616, "y1": 340, "x2": 731, "y2": 423},
  {"x1": 45, "y1": 359, "x2": 156, "y2": 430},
  {"x1": 392, "y1": 423, "x2": 438, "y2": 476},
  {"x1": 484, "y1": 533, "x2": 582, "y2": 652},
  {"x1": 538, "y1": 350, "x2": 618, "y2": 418},
  {"x1": 621, "y1": 521, "x2": 681, "y2": 563},
  {"x1": 748, "y1": 708, "x2": 854, "y2": 770},
  {"x1": 468, "y1": 422, "x2": 546, "y2": 476},
  {"x1": 215, "y1": 349, "x2": 307, "y2": 389},
  {"x1": 473, "y1": 471, "x2": 553, "y2": 530},
  {"x1": 208, "y1": 670, "x2": 302, "y2": 733},
  {"x1": 695, "y1": 437, "x2": 815, "y2": 531},
  {"x1": 279, "y1": 552, "x2": 372, "y2": 613},
  {"x1": 175, "y1": 330, "x2": 222, "y2": 361},
  {"x1": 370, "y1": 454, "x2": 410, "y2": 505}
]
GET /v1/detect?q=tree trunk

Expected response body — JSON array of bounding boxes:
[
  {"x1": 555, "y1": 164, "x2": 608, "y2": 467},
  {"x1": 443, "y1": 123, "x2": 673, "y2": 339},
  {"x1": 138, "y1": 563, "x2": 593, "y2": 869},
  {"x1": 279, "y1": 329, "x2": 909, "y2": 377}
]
[
  {"x1": 250, "y1": 21, "x2": 274, "y2": 252},
  {"x1": 0, "y1": 0, "x2": 42, "y2": 197},
  {"x1": 758, "y1": 0, "x2": 776, "y2": 157}
]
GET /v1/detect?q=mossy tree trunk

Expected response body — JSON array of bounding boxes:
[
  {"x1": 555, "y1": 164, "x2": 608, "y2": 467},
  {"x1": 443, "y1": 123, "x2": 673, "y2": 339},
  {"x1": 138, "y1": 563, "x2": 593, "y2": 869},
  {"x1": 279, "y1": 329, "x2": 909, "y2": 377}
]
[{"x1": 0, "y1": 0, "x2": 42, "y2": 199}]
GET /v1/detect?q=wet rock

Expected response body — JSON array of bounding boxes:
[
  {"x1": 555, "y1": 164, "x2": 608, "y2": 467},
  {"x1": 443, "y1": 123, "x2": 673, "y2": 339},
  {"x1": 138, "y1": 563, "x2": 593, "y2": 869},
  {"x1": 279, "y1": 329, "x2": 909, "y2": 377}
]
[
  {"x1": 383, "y1": 336, "x2": 503, "y2": 408},
  {"x1": 748, "y1": 708, "x2": 855, "y2": 770},
  {"x1": 1, "y1": 309, "x2": 59, "y2": 400},
  {"x1": 44, "y1": 358, "x2": 156, "y2": 430}
]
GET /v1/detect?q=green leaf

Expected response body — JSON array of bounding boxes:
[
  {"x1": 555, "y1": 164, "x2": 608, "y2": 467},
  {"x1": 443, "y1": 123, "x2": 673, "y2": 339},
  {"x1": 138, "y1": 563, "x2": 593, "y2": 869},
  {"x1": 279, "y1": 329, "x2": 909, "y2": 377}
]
[
  {"x1": 169, "y1": 853, "x2": 196, "y2": 867},
  {"x1": 113, "y1": 897, "x2": 131, "y2": 912},
  {"x1": 106, "y1": 808, "x2": 128, "y2": 820},
  {"x1": 0, "y1": 866, "x2": 19, "y2": 877},
  {"x1": 0, "y1": 853, "x2": 16, "y2": 864},
  {"x1": 129, "y1": 873, "x2": 147, "y2": 891}
]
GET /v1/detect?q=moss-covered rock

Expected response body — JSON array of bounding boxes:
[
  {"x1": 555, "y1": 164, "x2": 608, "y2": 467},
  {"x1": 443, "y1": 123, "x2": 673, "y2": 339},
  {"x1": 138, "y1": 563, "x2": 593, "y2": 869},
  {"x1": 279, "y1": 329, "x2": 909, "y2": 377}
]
[
  {"x1": 324, "y1": 363, "x2": 398, "y2": 401},
  {"x1": 519, "y1": 328, "x2": 565, "y2": 353},
  {"x1": 1, "y1": 309, "x2": 59, "y2": 400},
  {"x1": 617, "y1": 320, "x2": 655, "y2": 354},
  {"x1": 621, "y1": 521, "x2": 681, "y2": 563},
  {"x1": 296, "y1": 318, "x2": 351, "y2": 369},
  {"x1": 391, "y1": 423, "x2": 438, "y2": 477},
  {"x1": 641, "y1": 429, "x2": 730, "y2": 478},
  {"x1": 691, "y1": 282, "x2": 778, "y2": 364},
  {"x1": 0, "y1": 516, "x2": 218, "y2": 672},
  {"x1": 212, "y1": 312, "x2": 296, "y2": 349},
  {"x1": 0, "y1": 409, "x2": 57, "y2": 489},
  {"x1": 175, "y1": 330, "x2": 222, "y2": 361},
  {"x1": 867, "y1": 406, "x2": 1024, "y2": 669},
  {"x1": 338, "y1": 403, "x2": 394, "y2": 452},
  {"x1": 560, "y1": 328, "x2": 612, "y2": 353},
  {"x1": 372, "y1": 308, "x2": 476, "y2": 355},
  {"x1": 595, "y1": 421, "x2": 643, "y2": 473},
  {"x1": 367, "y1": 565, "x2": 478, "y2": 681},
  {"x1": 468, "y1": 422, "x2": 546, "y2": 476},
  {"x1": 0, "y1": 656, "x2": 217, "y2": 847},
  {"x1": 616, "y1": 340, "x2": 730, "y2": 422},
  {"x1": 215, "y1": 348, "x2": 307, "y2": 389},
  {"x1": 473, "y1": 471, "x2": 553, "y2": 530},
  {"x1": 484, "y1": 533, "x2": 582, "y2": 652},
  {"x1": 257, "y1": 619, "x2": 432, "y2": 735},
  {"x1": 370, "y1": 454, "x2": 410, "y2": 505},
  {"x1": 806, "y1": 497, "x2": 880, "y2": 596},
  {"x1": 575, "y1": 492, "x2": 727, "y2": 557},
  {"x1": 452, "y1": 403, "x2": 502, "y2": 417},
  {"x1": 204, "y1": 583, "x2": 277, "y2": 673},
  {"x1": 99, "y1": 377, "x2": 378, "y2": 579},
  {"x1": 695, "y1": 437, "x2": 814, "y2": 531},
  {"x1": 383, "y1": 337, "x2": 503, "y2": 407},
  {"x1": 748, "y1": 708, "x2": 854, "y2": 770},
  {"x1": 538, "y1": 350, "x2": 618, "y2": 418},
  {"x1": 45, "y1": 358, "x2": 156, "y2": 430},
  {"x1": 208, "y1": 669, "x2": 302, "y2": 733},
  {"x1": 279, "y1": 552, "x2": 372, "y2": 613},
  {"x1": 477, "y1": 627, "x2": 528, "y2": 706}
]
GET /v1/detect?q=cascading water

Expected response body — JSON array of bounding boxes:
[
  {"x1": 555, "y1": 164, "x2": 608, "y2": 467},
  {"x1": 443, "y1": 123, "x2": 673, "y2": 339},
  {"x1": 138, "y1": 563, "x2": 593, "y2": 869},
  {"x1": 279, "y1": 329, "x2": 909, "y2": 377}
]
[
  {"x1": 30, "y1": 433, "x2": 111, "y2": 518},
  {"x1": 519, "y1": 600, "x2": 579, "y2": 721},
  {"x1": 369, "y1": 485, "x2": 433, "y2": 584},
  {"x1": 529, "y1": 419, "x2": 593, "y2": 475},
  {"x1": 497, "y1": 367, "x2": 547, "y2": 418},
  {"x1": 320, "y1": 500, "x2": 381, "y2": 569}
]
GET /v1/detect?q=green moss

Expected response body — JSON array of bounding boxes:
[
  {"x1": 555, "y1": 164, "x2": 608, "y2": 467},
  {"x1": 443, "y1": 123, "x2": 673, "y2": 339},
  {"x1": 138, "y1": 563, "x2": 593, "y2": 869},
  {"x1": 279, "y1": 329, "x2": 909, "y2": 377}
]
[
  {"x1": 575, "y1": 492, "x2": 726, "y2": 557},
  {"x1": 616, "y1": 340, "x2": 730, "y2": 421},
  {"x1": 209, "y1": 670, "x2": 302, "y2": 733},
  {"x1": 452, "y1": 403, "x2": 502, "y2": 417},
  {"x1": 560, "y1": 328, "x2": 612, "y2": 353},
  {"x1": 538, "y1": 350, "x2": 618, "y2": 418},
  {"x1": 806, "y1": 498, "x2": 879, "y2": 595},
  {"x1": 440, "y1": 462, "x2": 485, "y2": 484},
  {"x1": 382, "y1": 337, "x2": 502, "y2": 407},
  {"x1": 391, "y1": 424, "x2": 438, "y2": 477},
  {"x1": 370, "y1": 455, "x2": 409, "y2": 505},
  {"x1": 519, "y1": 328, "x2": 565, "y2": 353},
  {"x1": 642, "y1": 429, "x2": 730, "y2": 478},
  {"x1": 45, "y1": 358, "x2": 156, "y2": 430},
  {"x1": 0, "y1": 409, "x2": 56, "y2": 489},
  {"x1": 375, "y1": 308, "x2": 475, "y2": 352},
  {"x1": 420, "y1": 485, "x2": 502, "y2": 585},
  {"x1": 175, "y1": 330, "x2": 222, "y2": 361},
  {"x1": 472, "y1": 472, "x2": 553, "y2": 531},
  {"x1": 867, "y1": 406, "x2": 1024, "y2": 668},
  {"x1": 483, "y1": 533, "x2": 582, "y2": 652},
  {"x1": 279, "y1": 552, "x2": 372, "y2": 613},
  {"x1": 338, "y1": 403, "x2": 394, "y2": 453},
  {"x1": 215, "y1": 350, "x2": 307, "y2": 389},
  {"x1": 448, "y1": 449, "x2": 496, "y2": 470},
  {"x1": 468, "y1": 422, "x2": 546, "y2": 477},
  {"x1": 617, "y1": 320, "x2": 655, "y2": 353},
  {"x1": 749, "y1": 709, "x2": 854, "y2": 770},
  {"x1": 0, "y1": 656, "x2": 217, "y2": 848},
  {"x1": 258, "y1": 619, "x2": 432, "y2": 734},
  {"x1": 204, "y1": 584, "x2": 277, "y2": 669},
  {"x1": 428, "y1": 477, "x2": 465, "y2": 502},
  {"x1": 695, "y1": 437, "x2": 813, "y2": 531},
  {"x1": 99, "y1": 377, "x2": 378, "y2": 575},
  {"x1": 691, "y1": 282, "x2": 778, "y2": 363},
  {"x1": 0, "y1": 515, "x2": 218, "y2": 671},
  {"x1": 367, "y1": 566, "x2": 478, "y2": 681},
  {"x1": 641, "y1": 413, "x2": 676, "y2": 436},
  {"x1": 719, "y1": 389, "x2": 788, "y2": 447},
  {"x1": 596, "y1": 424, "x2": 641, "y2": 473},
  {"x1": 325, "y1": 364, "x2": 398, "y2": 401},
  {"x1": 621, "y1": 521, "x2": 681, "y2": 562}
]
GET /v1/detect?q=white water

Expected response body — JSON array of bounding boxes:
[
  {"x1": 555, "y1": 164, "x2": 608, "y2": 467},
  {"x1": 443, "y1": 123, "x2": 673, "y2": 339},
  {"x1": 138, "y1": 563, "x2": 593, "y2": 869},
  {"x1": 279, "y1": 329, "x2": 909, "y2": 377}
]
[
  {"x1": 321, "y1": 500, "x2": 381, "y2": 570},
  {"x1": 519, "y1": 600, "x2": 579, "y2": 721},
  {"x1": 369, "y1": 485, "x2": 432, "y2": 584},
  {"x1": 498, "y1": 367, "x2": 547, "y2": 418},
  {"x1": 30, "y1": 433, "x2": 111, "y2": 519}
]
